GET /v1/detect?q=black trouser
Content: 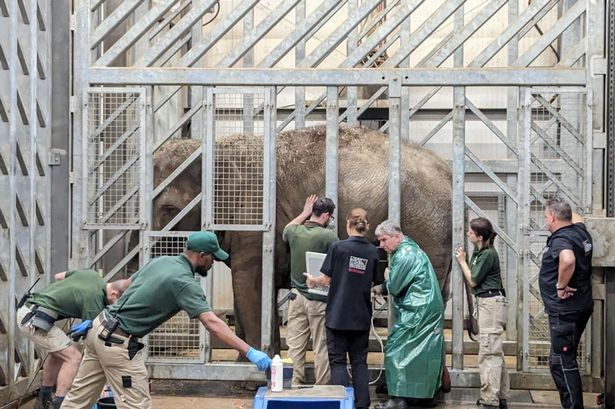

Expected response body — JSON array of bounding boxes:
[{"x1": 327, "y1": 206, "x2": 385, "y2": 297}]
[
  {"x1": 548, "y1": 310, "x2": 592, "y2": 409},
  {"x1": 326, "y1": 327, "x2": 370, "y2": 409}
]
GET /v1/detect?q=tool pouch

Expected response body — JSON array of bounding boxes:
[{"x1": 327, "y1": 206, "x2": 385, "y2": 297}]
[
  {"x1": 127, "y1": 338, "x2": 145, "y2": 360},
  {"x1": 30, "y1": 307, "x2": 58, "y2": 332}
]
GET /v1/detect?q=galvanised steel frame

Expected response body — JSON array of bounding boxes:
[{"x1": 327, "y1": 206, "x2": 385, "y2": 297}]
[
  {"x1": 0, "y1": 0, "x2": 52, "y2": 404},
  {"x1": 64, "y1": 0, "x2": 607, "y2": 390}
]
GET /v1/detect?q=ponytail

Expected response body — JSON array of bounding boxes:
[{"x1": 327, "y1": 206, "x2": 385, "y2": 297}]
[{"x1": 469, "y1": 217, "x2": 496, "y2": 248}]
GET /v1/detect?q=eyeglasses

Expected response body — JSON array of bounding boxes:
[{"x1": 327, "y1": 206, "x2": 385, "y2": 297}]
[{"x1": 329, "y1": 214, "x2": 335, "y2": 221}]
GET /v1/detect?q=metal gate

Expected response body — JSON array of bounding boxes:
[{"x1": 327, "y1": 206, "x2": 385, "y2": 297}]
[
  {"x1": 66, "y1": 0, "x2": 605, "y2": 387},
  {"x1": 75, "y1": 88, "x2": 147, "y2": 281},
  {"x1": 519, "y1": 86, "x2": 592, "y2": 372}
]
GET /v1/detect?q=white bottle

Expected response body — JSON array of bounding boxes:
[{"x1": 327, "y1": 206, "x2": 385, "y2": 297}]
[{"x1": 271, "y1": 354, "x2": 283, "y2": 392}]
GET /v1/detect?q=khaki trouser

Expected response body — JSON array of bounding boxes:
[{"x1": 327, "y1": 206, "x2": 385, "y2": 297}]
[
  {"x1": 477, "y1": 295, "x2": 510, "y2": 406},
  {"x1": 61, "y1": 315, "x2": 150, "y2": 409},
  {"x1": 286, "y1": 290, "x2": 330, "y2": 385},
  {"x1": 17, "y1": 305, "x2": 71, "y2": 353}
]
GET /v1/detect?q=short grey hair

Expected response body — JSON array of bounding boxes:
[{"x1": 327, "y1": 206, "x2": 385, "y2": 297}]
[
  {"x1": 545, "y1": 196, "x2": 572, "y2": 221},
  {"x1": 375, "y1": 220, "x2": 403, "y2": 237}
]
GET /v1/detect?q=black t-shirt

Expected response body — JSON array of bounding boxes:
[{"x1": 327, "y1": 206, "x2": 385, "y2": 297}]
[
  {"x1": 539, "y1": 223, "x2": 593, "y2": 315},
  {"x1": 321, "y1": 236, "x2": 379, "y2": 331}
]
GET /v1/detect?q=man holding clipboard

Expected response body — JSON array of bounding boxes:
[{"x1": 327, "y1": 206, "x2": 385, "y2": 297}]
[{"x1": 283, "y1": 195, "x2": 338, "y2": 385}]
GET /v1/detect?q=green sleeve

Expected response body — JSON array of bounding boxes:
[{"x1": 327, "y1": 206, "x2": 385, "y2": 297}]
[
  {"x1": 387, "y1": 249, "x2": 417, "y2": 298},
  {"x1": 470, "y1": 251, "x2": 492, "y2": 286},
  {"x1": 176, "y1": 281, "x2": 211, "y2": 318},
  {"x1": 282, "y1": 224, "x2": 296, "y2": 242},
  {"x1": 325, "y1": 232, "x2": 338, "y2": 251},
  {"x1": 64, "y1": 270, "x2": 76, "y2": 279}
]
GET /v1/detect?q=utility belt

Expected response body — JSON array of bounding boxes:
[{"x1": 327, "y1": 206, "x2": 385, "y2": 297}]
[
  {"x1": 475, "y1": 289, "x2": 506, "y2": 298},
  {"x1": 96, "y1": 313, "x2": 144, "y2": 360},
  {"x1": 20, "y1": 304, "x2": 59, "y2": 332}
]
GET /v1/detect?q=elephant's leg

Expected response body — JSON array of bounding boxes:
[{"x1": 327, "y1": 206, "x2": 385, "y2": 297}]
[{"x1": 229, "y1": 231, "x2": 263, "y2": 353}]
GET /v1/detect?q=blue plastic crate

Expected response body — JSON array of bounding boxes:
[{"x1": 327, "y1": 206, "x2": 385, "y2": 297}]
[{"x1": 253, "y1": 386, "x2": 354, "y2": 409}]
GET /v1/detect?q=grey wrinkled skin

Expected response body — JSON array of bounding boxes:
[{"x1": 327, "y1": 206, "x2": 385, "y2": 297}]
[{"x1": 151, "y1": 126, "x2": 452, "y2": 351}]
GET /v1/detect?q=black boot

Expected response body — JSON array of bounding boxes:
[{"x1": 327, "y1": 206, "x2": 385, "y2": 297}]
[
  {"x1": 49, "y1": 396, "x2": 64, "y2": 409},
  {"x1": 499, "y1": 399, "x2": 508, "y2": 409},
  {"x1": 34, "y1": 388, "x2": 52, "y2": 409},
  {"x1": 375, "y1": 398, "x2": 408, "y2": 409}
]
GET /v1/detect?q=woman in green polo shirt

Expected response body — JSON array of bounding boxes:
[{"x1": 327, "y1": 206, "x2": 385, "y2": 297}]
[{"x1": 455, "y1": 217, "x2": 509, "y2": 409}]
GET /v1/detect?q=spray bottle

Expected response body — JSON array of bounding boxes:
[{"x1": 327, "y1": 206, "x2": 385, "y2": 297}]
[{"x1": 271, "y1": 354, "x2": 283, "y2": 392}]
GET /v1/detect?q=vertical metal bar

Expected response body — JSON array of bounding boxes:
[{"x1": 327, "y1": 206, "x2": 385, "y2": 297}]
[
  {"x1": 400, "y1": 0, "x2": 411, "y2": 141},
  {"x1": 204, "y1": 260, "x2": 213, "y2": 363},
  {"x1": 388, "y1": 78, "x2": 402, "y2": 225},
  {"x1": 202, "y1": 87, "x2": 214, "y2": 362},
  {"x1": 325, "y1": 87, "x2": 338, "y2": 222},
  {"x1": 139, "y1": 88, "x2": 152, "y2": 267},
  {"x1": 451, "y1": 85, "x2": 465, "y2": 371},
  {"x1": 346, "y1": 0, "x2": 358, "y2": 127},
  {"x1": 70, "y1": 1, "x2": 91, "y2": 269},
  {"x1": 506, "y1": 0, "x2": 519, "y2": 343},
  {"x1": 387, "y1": 77, "x2": 402, "y2": 333},
  {"x1": 451, "y1": 4, "x2": 465, "y2": 371},
  {"x1": 295, "y1": 0, "x2": 306, "y2": 128},
  {"x1": 518, "y1": 87, "x2": 532, "y2": 373},
  {"x1": 28, "y1": 0, "x2": 39, "y2": 371},
  {"x1": 204, "y1": 88, "x2": 215, "y2": 231},
  {"x1": 607, "y1": 0, "x2": 615, "y2": 217},
  {"x1": 261, "y1": 86, "x2": 276, "y2": 352},
  {"x1": 242, "y1": 8, "x2": 254, "y2": 134},
  {"x1": 191, "y1": 0, "x2": 205, "y2": 144},
  {"x1": 8, "y1": 0, "x2": 18, "y2": 386},
  {"x1": 585, "y1": 87, "x2": 593, "y2": 213},
  {"x1": 50, "y1": 0, "x2": 70, "y2": 273}
]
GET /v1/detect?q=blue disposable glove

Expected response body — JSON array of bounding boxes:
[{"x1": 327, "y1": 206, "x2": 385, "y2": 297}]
[
  {"x1": 246, "y1": 347, "x2": 271, "y2": 371},
  {"x1": 69, "y1": 320, "x2": 92, "y2": 341}
]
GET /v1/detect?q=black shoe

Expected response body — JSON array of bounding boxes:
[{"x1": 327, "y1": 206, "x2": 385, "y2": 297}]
[
  {"x1": 499, "y1": 399, "x2": 508, "y2": 409},
  {"x1": 34, "y1": 394, "x2": 51, "y2": 409},
  {"x1": 375, "y1": 398, "x2": 408, "y2": 409}
]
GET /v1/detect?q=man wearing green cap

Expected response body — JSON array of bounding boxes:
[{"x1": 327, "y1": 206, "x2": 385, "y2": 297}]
[{"x1": 61, "y1": 232, "x2": 271, "y2": 409}]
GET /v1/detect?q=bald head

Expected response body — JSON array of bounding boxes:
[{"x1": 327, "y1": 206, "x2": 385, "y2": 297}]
[{"x1": 105, "y1": 278, "x2": 131, "y2": 305}]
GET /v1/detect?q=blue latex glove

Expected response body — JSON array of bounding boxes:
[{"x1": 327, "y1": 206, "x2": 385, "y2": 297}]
[
  {"x1": 69, "y1": 320, "x2": 92, "y2": 341},
  {"x1": 246, "y1": 347, "x2": 271, "y2": 371}
]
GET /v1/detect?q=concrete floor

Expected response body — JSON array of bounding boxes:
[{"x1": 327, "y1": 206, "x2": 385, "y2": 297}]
[
  {"x1": 148, "y1": 390, "x2": 603, "y2": 408},
  {"x1": 17, "y1": 389, "x2": 601, "y2": 409}
]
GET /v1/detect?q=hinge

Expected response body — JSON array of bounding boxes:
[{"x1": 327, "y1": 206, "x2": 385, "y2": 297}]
[
  {"x1": 590, "y1": 56, "x2": 607, "y2": 77},
  {"x1": 69, "y1": 171, "x2": 76, "y2": 184},
  {"x1": 69, "y1": 13, "x2": 76, "y2": 31},
  {"x1": 593, "y1": 131, "x2": 607, "y2": 149},
  {"x1": 48, "y1": 149, "x2": 64, "y2": 166},
  {"x1": 69, "y1": 96, "x2": 76, "y2": 113}
]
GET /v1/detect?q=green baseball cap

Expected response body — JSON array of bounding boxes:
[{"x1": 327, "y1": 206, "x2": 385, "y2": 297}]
[{"x1": 186, "y1": 232, "x2": 229, "y2": 261}]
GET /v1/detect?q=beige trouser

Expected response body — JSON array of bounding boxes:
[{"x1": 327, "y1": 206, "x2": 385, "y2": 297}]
[
  {"x1": 61, "y1": 315, "x2": 150, "y2": 409},
  {"x1": 286, "y1": 290, "x2": 330, "y2": 385},
  {"x1": 477, "y1": 295, "x2": 510, "y2": 406},
  {"x1": 17, "y1": 305, "x2": 71, "y2": 353}
]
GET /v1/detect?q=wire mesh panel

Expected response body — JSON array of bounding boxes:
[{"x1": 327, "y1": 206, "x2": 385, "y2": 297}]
[
  {"x1": 145, "y1": 233, "x2": 204, "y2": 363},
  {"x1": 521, "y1": 87, "x2": 591, "y2": 372},
  {"x1": 205, "y1": 88, "x2": 272, "y2": 230},
  {"x1": 84, "y1": 89, "x2": 145, "y2": 228}
]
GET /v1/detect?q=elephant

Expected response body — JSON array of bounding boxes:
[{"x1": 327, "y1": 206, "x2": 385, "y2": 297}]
[{"x1": 151, "y1": 126, "x2": 453, "y2": 351}]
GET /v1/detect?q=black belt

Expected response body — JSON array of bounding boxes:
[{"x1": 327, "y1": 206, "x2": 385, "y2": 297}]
[{"x1": 476, "y1": 289, "x2": 506, "y2": 298}]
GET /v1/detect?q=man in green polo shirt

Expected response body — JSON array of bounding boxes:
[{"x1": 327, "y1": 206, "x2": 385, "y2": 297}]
[
  {"x1": 17, "y1": 269, "x2": 130, "y2": 409},
  {"x1": 61, "y1": 231, "x2": 271, "y2": 409},
  {"x1": 283, "y1": 195, "x2": 338, "y2": 385}
]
